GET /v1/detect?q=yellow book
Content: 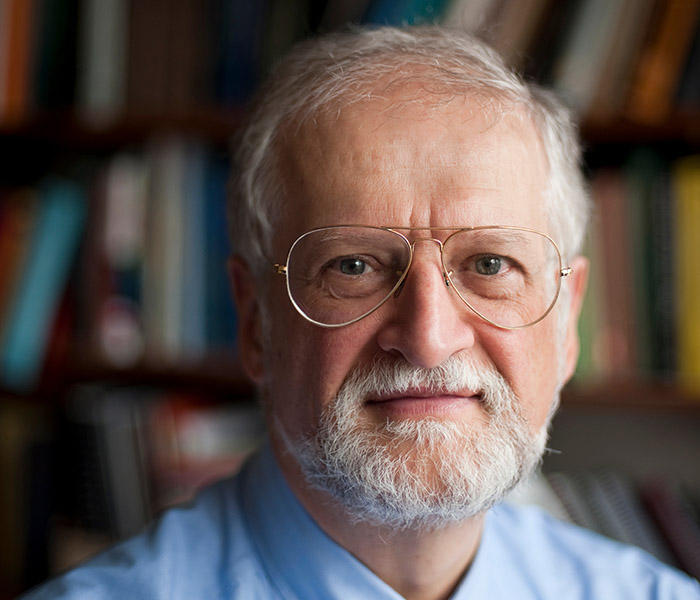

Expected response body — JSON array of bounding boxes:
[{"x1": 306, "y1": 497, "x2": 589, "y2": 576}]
[{"x1": 674, "y1": 156, "x2": 700, "y2": 394}]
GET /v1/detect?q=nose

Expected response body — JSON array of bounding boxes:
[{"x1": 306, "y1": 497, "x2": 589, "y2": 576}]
[{"x1": 376, "y1": 240, "x2": 477, "y2": 368}]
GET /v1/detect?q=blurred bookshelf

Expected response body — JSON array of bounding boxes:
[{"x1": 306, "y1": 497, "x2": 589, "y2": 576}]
[{"x1": 2, "y1": 0, "x2": 700, "y2": 596}]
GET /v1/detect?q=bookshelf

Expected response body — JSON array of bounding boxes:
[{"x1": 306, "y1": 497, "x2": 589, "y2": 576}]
[{"x1": 2, "y1": 0, "x2": 700, "y2": 596}]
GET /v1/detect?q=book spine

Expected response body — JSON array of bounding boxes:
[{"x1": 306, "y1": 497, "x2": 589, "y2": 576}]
[
  {"x1": 0, "y1": 180, "x2": 86, "y2": 391},
  {"x1": 673, "y1": 155, "x2": 700, "y2": 394}
]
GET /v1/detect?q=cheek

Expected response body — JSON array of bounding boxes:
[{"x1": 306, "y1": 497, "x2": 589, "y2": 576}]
[
  {"x1": 483, "y1": 321, "x2": 561, "y2": 432},
  {"x1": 262, "y1": 299, "x2": 376, "y2": 438}
]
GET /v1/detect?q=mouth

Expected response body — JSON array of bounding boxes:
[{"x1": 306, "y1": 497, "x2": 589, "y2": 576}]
[{"x1": 365, "y1": 389, "x2": 483, "y2": 418}]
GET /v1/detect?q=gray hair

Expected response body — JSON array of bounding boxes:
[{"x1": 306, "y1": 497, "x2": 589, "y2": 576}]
[{"x1": 229, "y1": 26, "x2": 590, "y2": 276}]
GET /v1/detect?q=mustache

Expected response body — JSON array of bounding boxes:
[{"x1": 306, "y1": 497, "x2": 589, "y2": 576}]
[{"x1": 336, "y1": 353, "x2": 519, "y2": 417}]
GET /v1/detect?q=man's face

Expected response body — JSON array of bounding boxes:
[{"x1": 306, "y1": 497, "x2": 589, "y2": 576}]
[{"x1": 234, "y1": 91, "x2": 584, "y2": 521}]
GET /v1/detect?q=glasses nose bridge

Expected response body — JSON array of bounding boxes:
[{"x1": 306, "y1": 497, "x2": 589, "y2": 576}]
[
  {"x1": 408, "y1": 235, "x2": 445, "y2": 254},
  {"x1": 406, "y1": 236, "x2": 450, "y2": 283}
]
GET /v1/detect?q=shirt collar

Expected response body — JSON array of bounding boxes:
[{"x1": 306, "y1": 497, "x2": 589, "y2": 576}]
[
  {"x1": 241, "y1": 442, "x2": 404, "y2": 599},
  {"x1": 241, "y1": 441, "x2": 491, "y2": 599}
]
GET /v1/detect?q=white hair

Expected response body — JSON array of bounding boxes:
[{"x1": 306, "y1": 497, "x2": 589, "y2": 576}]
[
  {"x1": 229, "y1": 26, "x2": 590, "y2": 277},
  {"x1": 277, "y1": 352, "x2": 548, "y2": 529}
]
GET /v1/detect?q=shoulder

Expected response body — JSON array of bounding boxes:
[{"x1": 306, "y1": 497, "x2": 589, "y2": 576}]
[
  {"x1": 19, "y1": 475, "x2": 278, "y2": 599},
  {"x1": 482, "y1": 503, "x2": 700, "y2": 599}
]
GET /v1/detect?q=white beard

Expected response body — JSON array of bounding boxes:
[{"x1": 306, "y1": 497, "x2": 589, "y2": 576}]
[{"x1": 277, "y1": 353, "x2": 550, "y2": 530}]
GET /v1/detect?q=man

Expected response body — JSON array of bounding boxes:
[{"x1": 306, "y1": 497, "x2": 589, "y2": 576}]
[{"x1": 23, "y1": 26, "x2": 700, "y2": 599}]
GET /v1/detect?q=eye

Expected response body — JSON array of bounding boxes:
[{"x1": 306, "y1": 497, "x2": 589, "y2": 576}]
[
  {"x1": 475, "y1": 255, "x2": 503, "y2": 275},
  {"x1": 338, "y1": 257, "x2": 368, "y2": 275}
]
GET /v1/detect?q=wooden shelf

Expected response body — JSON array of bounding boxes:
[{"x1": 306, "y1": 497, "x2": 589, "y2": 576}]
[
  {"x1": 563, "y1": 379, "x2": 700, "y2": 413},
  {"x1": 0, "y1": 353, "x2": 256, "y2": 403},
  {"x1": 581, "y1": 109, "x2": 700, "y2": 145},
  {"x1": 0, "y1": 107, "x2": 244, "y2": 148},
  {"x1": 2, "y1": 108, "x2": 699, "y2": 148}
]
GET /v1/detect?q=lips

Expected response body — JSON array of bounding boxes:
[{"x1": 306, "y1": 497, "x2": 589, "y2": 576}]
[
  {"x1": 366, "y1": 387, "x2": 482, "y2": 403},
  {"x1": 365, "y1": 389, "x2": 482, "y2": 418}
]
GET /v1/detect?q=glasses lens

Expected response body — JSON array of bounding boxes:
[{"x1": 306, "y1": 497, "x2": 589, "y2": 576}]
[
  {"x1": 443, "y1": 228, "x2": 562, "y2": 328},
  {"x1": 286, "y1": 226, "x2": 411, "y2": 326}
]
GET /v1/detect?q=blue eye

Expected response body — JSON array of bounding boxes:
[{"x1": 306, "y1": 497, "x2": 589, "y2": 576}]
[
  {"x1": 339, "y1": 258, "x2": 367, "y2": 275},
  {"x1": 475, "y1": 256, "x2": 502, "y2": 275}
]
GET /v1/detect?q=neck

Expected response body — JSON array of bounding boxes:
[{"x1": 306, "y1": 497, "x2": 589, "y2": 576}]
[
  {"x1": 272, "y1": 437, "x2": 485, "y2": 600},
  {"x1": 315, "y1": 502, "x2": 484, "y2": 600}
]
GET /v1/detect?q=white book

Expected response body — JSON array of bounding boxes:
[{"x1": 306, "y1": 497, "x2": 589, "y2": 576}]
[
  {"x1": 76, "y1": 0, "x2": 128, "y2": 124},
  {"x1": 550, "y1": 0, "x2": 627, "y2": 113}
]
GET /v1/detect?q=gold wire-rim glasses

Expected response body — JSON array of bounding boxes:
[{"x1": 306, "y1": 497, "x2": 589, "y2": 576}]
[{"x1": 273, "y1": 225, "x2": 572, "y2": 329}]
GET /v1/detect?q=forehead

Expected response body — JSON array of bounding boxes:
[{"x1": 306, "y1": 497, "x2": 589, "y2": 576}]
[{"x1": 273, "y1": 91, "x2": 550, "y2": 249}]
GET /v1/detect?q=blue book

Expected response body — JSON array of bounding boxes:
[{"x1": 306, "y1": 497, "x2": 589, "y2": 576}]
[
  {"x1": 0, "y1": 180, "x2": 86, "y2": 391},
  {"x1": 214, "y1": 0, "x2": 269, "y2": 104},
  {"x1": 180, "y1": 143, "x2": 207, "y2": 356},
  {"x1": 204, "y1": 156, "x2": 238, "y2": 350},
  {"x1": 363, "y1": 0, "x2": 449, "y2": 25}
]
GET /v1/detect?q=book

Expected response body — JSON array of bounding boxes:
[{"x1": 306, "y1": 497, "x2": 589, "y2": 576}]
[
  {"x1": 141, "y1": 140, "x2": 186, "y2": 360},
  {"x1": 262, "y1": 0, "x2": 314, "y2": 73},
  {"x1": 486, "y1": 0, "x2": 551, "y2": 68},
  {"x1": 30, "y1": 0, "x2": 79, "y2": 110},
  {"x1": 585, "y1": 0, "x2": 656, "y2": 123},
  {"x1": 574, "y1": 223, "x2": 605, "y2": 380},
  {"x1": 676, "y1": 21, "x2": 700, "y2": 109},
  {"x1": 0, "y1": 189, "x2": 39, "y2": 346},
  {"x1": 63, "y1": 385, "x2": 152, "y2": 539},
  {"x1": 0, "y1": 0, "x2": 11, "y2": 117},
  {"x1": 180, "y1": 144, "x2": 207, "y2": 358},
  {"x1": 203, "y1": 155, "x2": 238, "y2": 350},
  {"x1": 75, "y1": 0, "x2": 129, "y2": 124},
  {"x1": 125, "y1": 0, "x2": 170, "y2": 113},
  {"x1": 626, "y1": 0, "x2": 700, "y2": 124},
  {"x1": 213, "y1": 0, "x2": 270, "y2": 105},
  {"x1": 648, "y1": 166, "x2": 677, "y2": 376},
  {"x1": 0, "y1": 401, "x2": 44, "y2": 592},
  {"x1": 318, "y1": 0, "x2": 372, "y2": 30},
  {"x1": 0, "y1": 179, "x2": 86, "y2": 391},
  {"x1": 673, "y1": 155, "x2": 700, "y2": 394},
  {"x1": 441, "y1": 0, "x2": 502, "y2": 34},
  {"x1": 589, "y1": 169, "x2": 638, "y2": 377},
  {"x1": 623, "y1": 149, "x2": 658, "y2": 374},
  {"x1": 549, "y1": 0, "x2": 629, "y2": 114},
  {"x1": 641, "y1": 478, "x2": 700, "y2": 580},
  {"x1": 96, "y1": 152, "x2": 149, "y2": 366},
  {"x1": 524, "y1": 0, "x2": 582, "y2": 82},
  {"x1": 167, "y1": 0, "x2": 210, "y2": 112},
  {"x1": 0, "y1": 0, "x2": 37, "y2": 124},
  {"x1": 363, "y1": 0, "x2": 451, "y2": 25}
]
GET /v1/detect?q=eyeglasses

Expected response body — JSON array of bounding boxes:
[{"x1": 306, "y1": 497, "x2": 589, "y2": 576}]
[{"x1": 273, "y1": 225, "x2": 572, "y2": 329}]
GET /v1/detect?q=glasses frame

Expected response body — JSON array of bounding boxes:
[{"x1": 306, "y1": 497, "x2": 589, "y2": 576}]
[{"x1": 273, "y1": 225, "x2": 572, "y2": 330}]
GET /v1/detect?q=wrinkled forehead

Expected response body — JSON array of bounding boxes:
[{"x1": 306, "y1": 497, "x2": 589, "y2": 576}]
[{"x1": 271, "y1": 88, "x2": 550, "y2": 249}]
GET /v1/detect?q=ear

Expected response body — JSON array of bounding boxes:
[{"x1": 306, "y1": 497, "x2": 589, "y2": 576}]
[
  {"x1": 228, "y1": 256, "x2": 265, "y2": 382},
  {"x1": 561, "y1": 255, "x2": 590, "y2": 384}
]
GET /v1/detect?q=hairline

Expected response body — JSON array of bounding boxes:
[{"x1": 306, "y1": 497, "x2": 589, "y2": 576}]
[{"x1": 229, "y1": 27, "x2": 589, "y2": 281}]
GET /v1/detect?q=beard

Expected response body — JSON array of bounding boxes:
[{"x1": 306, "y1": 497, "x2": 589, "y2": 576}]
[{"x1": 276, "y1": 353, "x2": 551, "y2": 531}]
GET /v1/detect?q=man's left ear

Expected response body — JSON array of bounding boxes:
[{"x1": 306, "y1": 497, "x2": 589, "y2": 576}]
[{"x1": 562, "y1": 255, "x2": 590, "y2": 383}]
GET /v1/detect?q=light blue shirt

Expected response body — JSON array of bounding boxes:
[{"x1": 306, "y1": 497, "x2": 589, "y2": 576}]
[{"x1": 21, "y1": 443, "x2": 700, "y2": 599}]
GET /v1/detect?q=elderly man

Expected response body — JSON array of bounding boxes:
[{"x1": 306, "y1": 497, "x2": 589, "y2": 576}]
[{"x1": 22, "y1": 26, "x2": 699, "y2": 600}]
